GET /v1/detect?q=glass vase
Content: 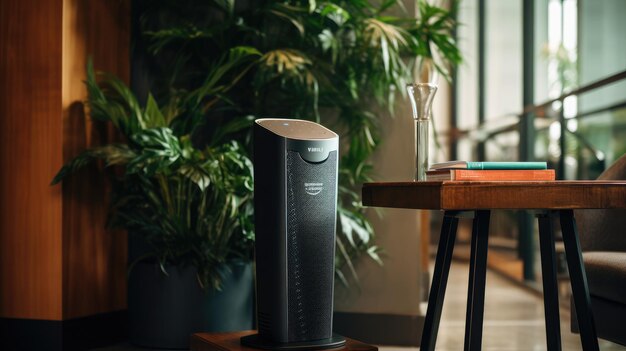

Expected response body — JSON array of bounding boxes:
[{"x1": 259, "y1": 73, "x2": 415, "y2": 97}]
[{"x1": 407, "y1": 83, "x2": 438, "y2": 181}]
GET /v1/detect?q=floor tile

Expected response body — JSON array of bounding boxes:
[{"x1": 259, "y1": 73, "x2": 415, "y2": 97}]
[{"x1": 379, "y1": 261, "x2": 626, "y2": 350}]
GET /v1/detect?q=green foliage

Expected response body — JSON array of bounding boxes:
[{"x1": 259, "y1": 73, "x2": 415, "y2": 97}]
[
  {"x1": 55, "y1": 1, "x2": 460, "y2": 289},
  {"x1": 53, "y1": 60, "x2": 256, "y2": 290},
  {"x1": 409, "y1": 0, "x2": 462, "y2": 80},
  {"x1": 135, "y1": 0, "x2": 461, "y2": 285}
]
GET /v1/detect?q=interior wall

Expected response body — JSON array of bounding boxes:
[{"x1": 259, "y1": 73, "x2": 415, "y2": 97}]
[
  {"x1": 0, "y1": 0, "x2": 64, "y2": 321},
  {"x1": 0, "y1": 0, "x2": 129, "y2": 321},
  {"x1": 335, "y1": 81, "x2": 451, "y2": 316},
  {"x1": 61, "y1": 0, "x2": 129, "y2": 320},
  {"x1": 334, "y1": 100, "x2": 423, "y2": 316},
  {"x1": 333, "y1": 0, "x2": 453, "y2": 316}
]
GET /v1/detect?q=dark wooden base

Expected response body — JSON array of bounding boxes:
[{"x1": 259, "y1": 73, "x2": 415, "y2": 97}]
[
  {"x1": 191, "y1": 331, "x2": 377, "y2": 351},
  {"x1": 240, "y1": 333, "x2": 345, "y2": 351}
]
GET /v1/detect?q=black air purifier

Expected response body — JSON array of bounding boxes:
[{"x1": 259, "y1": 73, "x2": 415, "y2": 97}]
[{"x1": 241, "y1": 119, "x2": 345, "y2": 350}]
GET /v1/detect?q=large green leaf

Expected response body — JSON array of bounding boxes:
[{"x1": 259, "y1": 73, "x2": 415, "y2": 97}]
[
  {"x1": 127, "y1": 128, "x2": 182, "y2": 175},
  {"x1": 186, "y1": 46, "x2": 262, "y2": 109},
  {"x1": 179, "y1": 164, "x2": 211, "y2": 191}
]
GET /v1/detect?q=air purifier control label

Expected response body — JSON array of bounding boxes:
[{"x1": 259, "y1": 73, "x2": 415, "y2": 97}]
[
  {"x1": 304, "y1": 183, "x2": 323, "y2": 195},
  {"x1": 287, "y1": 139, "x2": 338, "y2": 163}
]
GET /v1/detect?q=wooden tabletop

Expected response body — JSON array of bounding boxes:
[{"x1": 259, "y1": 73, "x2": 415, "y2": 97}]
[
  {"x1": 362, "y1": 181, "x2": 626, "y2": 210},
  {"x1": 191, "y1": 331, "x2": 377, "y2": 351}
]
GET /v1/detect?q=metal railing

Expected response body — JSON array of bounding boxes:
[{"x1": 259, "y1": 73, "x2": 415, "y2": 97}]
[
  {"x1": 445, "y1": 69, "x2": 626, "y2": 179},
  {"x1": 443, "y1": 68, "x2": 626, "y2": 284}
]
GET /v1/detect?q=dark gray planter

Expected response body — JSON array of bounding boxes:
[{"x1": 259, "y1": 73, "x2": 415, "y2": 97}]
[{"x1": 128, "y1": 261, "x2": 254, "y2": 349}]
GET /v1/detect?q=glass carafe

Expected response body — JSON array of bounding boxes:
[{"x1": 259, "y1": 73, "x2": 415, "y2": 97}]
[{"x1": 406, "y1": 83, "x2": 437, "y2": 181}]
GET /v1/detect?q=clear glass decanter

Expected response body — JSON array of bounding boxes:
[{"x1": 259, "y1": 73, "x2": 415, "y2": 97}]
[{"x1": 406, "y1": 83, "x2": 438, "y2": 181}]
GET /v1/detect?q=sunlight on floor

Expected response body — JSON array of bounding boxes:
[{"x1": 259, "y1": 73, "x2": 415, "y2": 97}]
[{"x1": 378, "y1": 261, "x2": 625, "y2": 351}]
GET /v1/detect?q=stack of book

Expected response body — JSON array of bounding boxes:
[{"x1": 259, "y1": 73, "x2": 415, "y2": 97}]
[{"x1": 426, "y1": 161, "x2": 555, "y2": 181}]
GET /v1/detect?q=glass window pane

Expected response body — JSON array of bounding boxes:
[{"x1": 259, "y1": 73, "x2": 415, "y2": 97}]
[
  {"x1": 483, "y1": 0, "x2": 523, "y2": 160},
  {"x1": 456, "y1": 0, "x2": 479, "y2": 161},
  {"x1": 578, "y1": 0, "x2": 626, "y2": 168}
]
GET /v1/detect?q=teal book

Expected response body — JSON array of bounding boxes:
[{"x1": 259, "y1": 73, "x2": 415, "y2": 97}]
[{"x1": 430, "y1": 161, "x2": 548, "y2": 170}]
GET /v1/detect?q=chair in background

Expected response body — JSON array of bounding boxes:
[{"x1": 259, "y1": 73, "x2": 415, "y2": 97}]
[{"x1": 572, "y1": 153, "x2": 626, "y2": 346}]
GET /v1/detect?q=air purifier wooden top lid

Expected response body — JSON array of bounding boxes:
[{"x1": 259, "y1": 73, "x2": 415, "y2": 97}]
[{"x1": 256, "y1": 118, "x2": 338, "y2": 141}]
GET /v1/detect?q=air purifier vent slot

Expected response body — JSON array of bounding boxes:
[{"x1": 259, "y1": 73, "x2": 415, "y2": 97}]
[{"x1": 285, "y1": 150, "x2": 337, "y2": 342}]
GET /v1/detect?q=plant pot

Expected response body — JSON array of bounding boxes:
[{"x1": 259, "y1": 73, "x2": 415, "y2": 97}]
[{"x1": 128, "y1": 261, "x2": 254, "y2": 349}]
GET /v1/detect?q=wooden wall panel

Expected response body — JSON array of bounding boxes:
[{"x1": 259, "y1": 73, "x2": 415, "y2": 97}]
[
  {"x1": 0, "y1": 0, "x2": 64, "y2": 320},
  {"x1": 61, "y1": 0, "x2": 129, "y2": 319},
  {"x1": 0, "y1": 0, "x2": 130, "y2": 321}
]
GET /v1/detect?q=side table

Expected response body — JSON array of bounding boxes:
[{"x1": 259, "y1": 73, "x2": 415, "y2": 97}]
[
  {"x1": 362, "y1": 181, "x2": 626, "y2": 351},
  {"x1": 191, "y1": 331, "x2": 378, "y2": 351}
]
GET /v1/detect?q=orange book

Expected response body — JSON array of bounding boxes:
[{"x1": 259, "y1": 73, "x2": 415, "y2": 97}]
[{"x1": 425, "y1": 169, "x2": 556, "y2": 181}]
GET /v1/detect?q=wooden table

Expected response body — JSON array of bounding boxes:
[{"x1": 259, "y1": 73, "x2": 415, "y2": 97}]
[
  {"x1": 362, "y1": 181, "x2": 626, "y2": 351},
  {"x1": 191, "y1": 331, "x2": 377, "y2": 351}
]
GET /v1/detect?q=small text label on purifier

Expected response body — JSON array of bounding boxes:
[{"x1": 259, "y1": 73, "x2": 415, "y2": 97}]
[
  {"x1": 307, "y1": 147, "x2": 323, "y2": 152},
  {"x1": 304, "y1": 182, "x2": 323, "y2": 195}
]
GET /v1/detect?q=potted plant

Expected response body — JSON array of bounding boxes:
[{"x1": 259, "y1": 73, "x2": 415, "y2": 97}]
[
  {"x1": 53, "y1": 0, "x2": 461, "y2": 348},
  {"x1": 135, "y1": 0, "x2": 462, "y2": 285},
  {"x1": 52, "y1": 55, "x2": 259, "y2": 348}
]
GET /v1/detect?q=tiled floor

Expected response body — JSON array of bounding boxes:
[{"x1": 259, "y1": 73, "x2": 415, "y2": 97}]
[
  {"x1": 96, "y1": 261, "x2": 626, "y2": 350},
  {"x1": 380, "y1": 261, "x2": 626, "y2": 351}
]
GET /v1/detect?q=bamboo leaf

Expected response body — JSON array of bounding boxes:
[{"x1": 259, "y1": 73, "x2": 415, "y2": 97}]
[
  {"x1": 381, "y1": 35, "x2": 390, "y2": 74},
  {"x1": 102, "y1": 73, "x2": 146, "y2": 130},
  {"x1": 367, "y1": 246, "x2": 383, "y2": 266},
  {"x1": 50, "y1": 144, "x2": 135, "y2": 184},
  {"x1": 335, "y1": 268, "x2": 349, "y2": 288},
  {"x1": 212, "y1": 115, "x2": 255, "y2": 145},
  {"x1": 319, "y1": 3, "x2": 350, "y2": 26},
  {"x1": 144, "y1": 93, "x2": 167, "y2": 128},
  {"x1": 336, "y1": 238, "x2": 360, "y2": 285},
  {"x1": 338, "y1": 211, "x2": 356, "y2": 247},
  {"x1": 269, "y1": 9, "x2": 305, "y2": 37},
  {"x1": 378, "y1": 0, "x2": 405, "y2": 14},
  {"x1": 213, "y1": 0, "x2": 234, "y2": 15}
]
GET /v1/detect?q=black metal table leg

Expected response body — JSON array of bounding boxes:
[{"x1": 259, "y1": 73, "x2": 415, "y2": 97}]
[
  {"x1": 420, "y1": 211, "x2": 460, "y2": 351},
  {"x1": 464, "y1": 210, "x2": 490, "y2": 351},
  {"x1": 559, "y1": 209, "x2": 599, "y2": 351},
  {"x1": 537, "y1": 211, "x2": 562, "y2": 351}
]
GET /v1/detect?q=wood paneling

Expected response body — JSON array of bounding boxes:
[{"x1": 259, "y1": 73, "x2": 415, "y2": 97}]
[
  {"x1": 0, "y1": 0, "x2": 129, "y2": 321},
  {"x1": 61, "y1": 0, "x2": 129, "y2": 320},
  {"x1": 0, "y1": 0, "x2": 64, "y2": 320}
]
